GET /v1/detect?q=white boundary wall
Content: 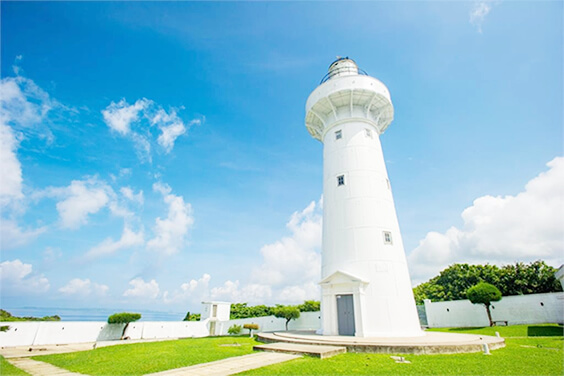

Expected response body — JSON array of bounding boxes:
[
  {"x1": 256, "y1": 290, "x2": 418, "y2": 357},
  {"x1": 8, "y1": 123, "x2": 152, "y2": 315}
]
[
  {"x1": 0, "y1": 320, "x2": 210, "y2": 347},
  {"x1": 0, "y1": 313, "x2": 321, "y2": 348},
  {"x1": 424, "y1": 292, "x2": 564, "y2": 328}
]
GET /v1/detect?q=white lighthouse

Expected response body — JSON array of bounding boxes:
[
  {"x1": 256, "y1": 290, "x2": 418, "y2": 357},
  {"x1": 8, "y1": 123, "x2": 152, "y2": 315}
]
[{"x1": 306, "y1": 58, "x2": 422, "y2": 337}]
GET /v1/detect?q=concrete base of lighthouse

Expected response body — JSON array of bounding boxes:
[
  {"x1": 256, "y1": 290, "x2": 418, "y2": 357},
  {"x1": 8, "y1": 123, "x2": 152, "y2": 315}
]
[{"x1": 257, "y1": 331, "x2": 506, "y2": 354}]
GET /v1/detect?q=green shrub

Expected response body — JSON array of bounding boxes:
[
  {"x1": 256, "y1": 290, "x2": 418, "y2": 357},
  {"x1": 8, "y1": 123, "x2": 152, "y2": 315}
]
[
  {"x1": 0, "y1": 325, "x2": 10, "y2": 332},
  {"x1": 228, "y1": 324, "x2": 242, "y2": 335},
  {"x1": 107, "y1": 312, "x2": 141, "y2": 339}
]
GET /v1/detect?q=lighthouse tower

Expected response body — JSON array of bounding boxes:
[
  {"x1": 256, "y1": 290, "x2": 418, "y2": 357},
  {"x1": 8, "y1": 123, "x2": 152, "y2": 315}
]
[{"x1": 305, "y1": 58, "x2": 422, "y2": 337}]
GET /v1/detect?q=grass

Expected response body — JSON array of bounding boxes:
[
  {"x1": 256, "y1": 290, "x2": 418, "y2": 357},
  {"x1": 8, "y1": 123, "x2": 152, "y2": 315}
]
[
  {"x1": 33, "y1": 336, "x2": 257, "y2": 376},
  {"x1": 27, "y1": 325, "x2": 564, "y2": 376},
  {"x1": 240, "y1": 325, "x2": 564, "y2": 376},
  {"x1": 1, "y1": 355, "x2": 31, "y2": 376}
]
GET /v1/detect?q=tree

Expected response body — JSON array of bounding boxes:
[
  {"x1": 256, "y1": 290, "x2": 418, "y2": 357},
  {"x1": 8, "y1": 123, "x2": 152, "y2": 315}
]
[
  {"x1": 183, "y1": 312, "x2": 200, "y2": 321},
  {"x1": 297, "y1": 300, "x2": 320, "y2": 312},
  {"x1": 274, "y1": 306, "x2": 300, "y2": 330},
  {"x1": 467, "y1": 282, "x2": 502, "y2": 327},
  {"x1": 107, "y1": 312, "x2": 141, "y2": 339}
]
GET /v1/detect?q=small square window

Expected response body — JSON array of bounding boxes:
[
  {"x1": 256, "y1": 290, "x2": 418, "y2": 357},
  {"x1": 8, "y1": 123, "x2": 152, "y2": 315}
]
[
  {"x1": 365, "y1": 128, "x2": 373, "y2": 138},
  {"x1": 383, "y1": 231, "x2": 393, "y2": 244},
  {"x1": 337, "y1": 175, "x2": 345, "y2": 186},
  {"x1": 335, "y1": 130, "x2": 342, "y2": 140}
]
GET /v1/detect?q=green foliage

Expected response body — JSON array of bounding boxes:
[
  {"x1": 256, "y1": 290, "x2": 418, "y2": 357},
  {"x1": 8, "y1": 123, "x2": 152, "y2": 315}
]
[
  {"x1": 467, "y1": 282, "x2": 502, "y2": 327},
  {"x1": 242, "y1": 323, "x2": 259, "y2": 330},
  {"x1": 227, "y1": 324, "x2": 242, "y2": 335},
  {"x1": 230, "y1": 303, "x2": 274, "y2": 319},
  {"x1": 0, "y1": 309, "x2": 61, "y2": 322},
  {"x1": 182, "y1": 312, "x2": 201, "y2": 321},
  {"x1": 230, "y1": 300, "x2": 320, "y2": 320},
  {"x1": 297, "y1": 300, "x2": 320, "y2": 312},
  {"x1": 412, "y1": 261, "x2": 562, "y2": 304},
  {"x1": 34, "y1": 336, "x2": 258, "y2": 376},
  {"x1": 107, "y1": 312, "x2": 141, "y2": 324},
  {"x1": 0, "y1": 325, "x2": 10, "y2": 332},
  {"x1": 274, "y1": 306, "x2": 301, "y2": 330}
]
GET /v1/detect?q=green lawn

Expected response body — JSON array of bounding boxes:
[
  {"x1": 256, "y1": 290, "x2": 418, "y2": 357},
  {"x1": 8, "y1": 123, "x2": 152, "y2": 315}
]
[
  {"x1": 33, "y1": 336, "x2": 257, "y2": 376},
  {"x1": 27, "y1": 325, "x2": 563, "y2": 376},
  {"x1": 240, "y1": 325, "x2": 563, "y2": 376},
  {"x1": 1, "y1": 356, "x2": 31, "y2": 376}
]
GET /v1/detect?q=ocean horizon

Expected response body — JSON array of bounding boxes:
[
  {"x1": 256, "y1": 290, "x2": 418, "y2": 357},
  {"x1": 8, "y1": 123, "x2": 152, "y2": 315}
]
[{"x1": 2, "y1": 307, "x2": 187, "y2": 322}]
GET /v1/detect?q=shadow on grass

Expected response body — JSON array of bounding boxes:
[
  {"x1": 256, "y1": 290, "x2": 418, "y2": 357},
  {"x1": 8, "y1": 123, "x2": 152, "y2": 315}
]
[{"x1": 527, "y1": 326, "x2": 564, "y2": 337}]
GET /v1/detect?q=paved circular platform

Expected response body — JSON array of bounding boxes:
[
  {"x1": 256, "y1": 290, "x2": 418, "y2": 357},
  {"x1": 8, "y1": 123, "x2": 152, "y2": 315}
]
[{"x1": 257, "y1": 330, "x2": 505, "y2": 354}]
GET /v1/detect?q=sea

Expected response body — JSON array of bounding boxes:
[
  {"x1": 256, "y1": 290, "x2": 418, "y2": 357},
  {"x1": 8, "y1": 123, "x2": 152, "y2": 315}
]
[{"x1": 2, "y1": 307, "x2": 186, "y2": 322}]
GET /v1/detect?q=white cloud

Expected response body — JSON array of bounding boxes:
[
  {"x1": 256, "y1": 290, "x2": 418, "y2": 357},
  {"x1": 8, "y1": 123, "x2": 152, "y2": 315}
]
[
  {"x1": 147, "y1": 183, "x2": 194, "y2": 255},
  {"x1": 0, "y1": 259, "x2": 49, "y2": 294},
  {"x1": 59, "y1": 278, "x2": 108, "y2": 297},
  {"x1": 203, "y1": 199, "x2": 323, "y2": 305},
  {"x1": 210, "y1": 280, "x2": 273, "y2": 304},
  {"x1": 251, "y1": 199, "x2": 322, "y2": 290},
  {"x1": 121, "y1": 186, "x2": 144, "y2": 205},
  {"x1": 163, "y1": 273, "x2": 211, "y2": 304},
  {"x1": 470, "y1": 1, "x2": 493, "y2": 33},
  {"x1": 101, "y1": 99, "x2": 201, "y2": 160},
  {"x1": 85, "y1": 226, "x2": 144, "y2": 259},
  {"x1": 408, "y1": 157, "x2": 564, "y2": 284},
  {"x1": 47, "y1": 178, "x2": 113, "y2": 229},
  {"x1": 0, "y1": 219, "x2": 46, "y2": 251},
  {"x1": 123, "y1": 277, "x2": 160, "y2": 299},
  {"x1": 0, "y1": 123, "x2": 23, "y2": 207},
  {"x1": 102, "y1": 98, "x2": 151, "y2": 136}
]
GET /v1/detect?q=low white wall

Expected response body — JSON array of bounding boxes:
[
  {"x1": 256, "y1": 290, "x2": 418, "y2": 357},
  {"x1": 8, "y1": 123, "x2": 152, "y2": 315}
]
[
  {"x1": 424, "y1": 292, "x2": 564, "y2": 328},
  {"x1": 0, "y1": 320, "x2": 210, "y2": 348}
]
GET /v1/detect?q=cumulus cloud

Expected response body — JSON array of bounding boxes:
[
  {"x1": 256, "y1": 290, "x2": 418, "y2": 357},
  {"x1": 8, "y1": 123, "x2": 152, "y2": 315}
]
[
  {"x1": 210, "y1": 281, "x2": 273, "y2": 304},
  {"x1": 85, "y1": 226, "x2": 144, "y2": 259},
  {"x1": 470, "y1": 1, "x2": 493, "y2": 33},
  {"x1": 42, "y1": 177, "x2": 113, "y2": 229},
  {"x1": 101, "y1": 99, "x2": 202, "y2": 160},
  {"x1": 0, "y1": 123, "x2": 23, "y2": 207},
  {"x1": 147, "y1": 183, "x2": 194, "y2": 255},
  {"x1": 59, "y1": 278, "x2": 108, "y2": 297},
  {"x1": 0, "y1": 259, "x2": 49, "y2": 294},
  {"x1": 408, "y1": 157, "x2": 564, "y2": 283},
  {"x1": 123, "y1": 277, "x2": 160, "y2": 299},
  {"x1": 251, "y1": 199, "x2": 322, "y2": 291},
  {"x1": 200, "y1": 199, "x2": 323, "y2": 305},
  {"x1": 163, "y1": 273, "x2": 211, "y2": 304},
  {"x1": 102, "y1": 98, "x2": 151, "y2": 136}
]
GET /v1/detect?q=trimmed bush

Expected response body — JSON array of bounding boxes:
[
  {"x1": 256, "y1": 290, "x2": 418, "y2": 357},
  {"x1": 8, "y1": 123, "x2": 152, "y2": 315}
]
[
  {"x1": 467, "y1": 282, "x2": 502, "y2": 327},
  {"x1": 243, "y1": 323, "x2": 259, "y2": 337},
  {"x1": 108, "y1": 312, "x2": 141, "y2": 339}
]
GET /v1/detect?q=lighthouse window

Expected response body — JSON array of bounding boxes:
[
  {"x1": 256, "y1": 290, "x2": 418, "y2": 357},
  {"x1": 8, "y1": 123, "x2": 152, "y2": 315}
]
[
  {"x1": 383, "y1": 231, "x2": 393, "y2": 244},
  {"x1": 335, "y1": 130, "x2": 342, "y2": 140},
  {"x1": 337, "y1": 175, "x2": 345, "y2": 186},
  {"x1": 365, "y1": 128, "x2": 373, "y2": 138}
]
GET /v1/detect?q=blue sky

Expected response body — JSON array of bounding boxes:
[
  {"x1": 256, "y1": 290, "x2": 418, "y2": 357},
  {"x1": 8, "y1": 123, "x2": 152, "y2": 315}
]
[{"x1": 1, "y1": 1, "x2": 562, "y2": 316}]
